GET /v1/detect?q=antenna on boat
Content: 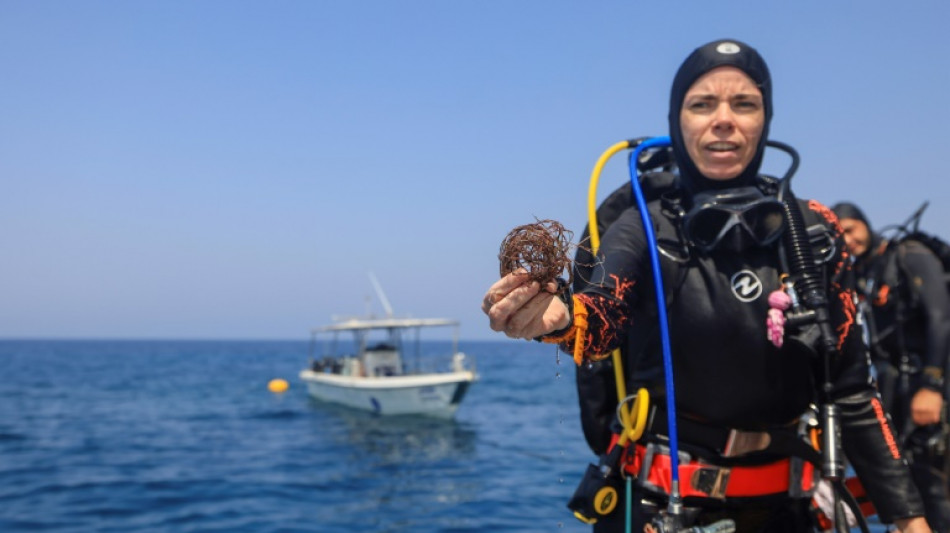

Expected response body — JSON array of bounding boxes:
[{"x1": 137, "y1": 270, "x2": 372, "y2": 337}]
[{"x1": 368, "y1": 272, "x2": 394, "y2": 318}]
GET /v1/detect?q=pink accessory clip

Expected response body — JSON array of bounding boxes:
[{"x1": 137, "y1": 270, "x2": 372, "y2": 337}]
[{"x1": 766, "y1": 289, "x2": 792, "y2": 348}]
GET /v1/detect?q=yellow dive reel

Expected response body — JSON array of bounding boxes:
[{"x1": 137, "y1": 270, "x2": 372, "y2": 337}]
[{"x1": 568, "y1": 388, "x2": 649, "y2": 524}]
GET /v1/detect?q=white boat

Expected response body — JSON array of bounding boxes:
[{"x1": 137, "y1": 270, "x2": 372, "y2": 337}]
[{"x1": 299, "y1": 316, "x2": 478, "y2": 418}]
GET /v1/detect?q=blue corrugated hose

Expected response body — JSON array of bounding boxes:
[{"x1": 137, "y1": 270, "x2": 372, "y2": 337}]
[{"x1": 626, "y1": 136, "x2": 681, "y2": 505}]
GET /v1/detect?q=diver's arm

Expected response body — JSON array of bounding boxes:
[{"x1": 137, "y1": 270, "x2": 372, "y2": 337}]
[
  {"x1": 550, "y1": 208, "x2": 647, "y2": 360},
  {"x1": 900, "y1": 242, "x2": 950, "y2": 425},
  {"x1": 901, "y1": 242, "x2": 950, "y2": 389},
  {"x1": 831, "y1": 293, "x2": 925, "y2": 522},
  {"x1": 837, "y1": 388, "x2": 926, "y2": 524},
  {"x1": 824, "y1": 218, "x2": 927, "y2": 523}
]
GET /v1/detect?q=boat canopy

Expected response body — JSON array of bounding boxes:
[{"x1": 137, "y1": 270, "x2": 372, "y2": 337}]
[{"x1": 312, "y1": 317, "x2": 459, "y2": 333}]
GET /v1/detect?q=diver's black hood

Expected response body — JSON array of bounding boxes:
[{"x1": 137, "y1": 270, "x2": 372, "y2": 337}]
[
  {"x1": 669, "y1": 39, "x2": 773, "y2": 194},
  {"x1": 831, "y1": 202, "x2": 871, "y2": 231},
  {"x1": 832, "y1": 201, "x2": 882, "y2": 261}
]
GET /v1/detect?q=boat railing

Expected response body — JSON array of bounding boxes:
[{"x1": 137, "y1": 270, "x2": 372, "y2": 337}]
[
  {"x1": 306, "y1": 320, "x2": 475, "y2": 377},
  {"x1": 402, "y1": 350, "x2": 475, "y2": 375}
]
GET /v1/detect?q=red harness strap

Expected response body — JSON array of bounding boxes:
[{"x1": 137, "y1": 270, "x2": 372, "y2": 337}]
[
  {"x1": 624, "y1": 443, "x2": 816, "y2": 499},
  {"x1": 811, "y1": 477, "x2": 876, "y2": 531}
]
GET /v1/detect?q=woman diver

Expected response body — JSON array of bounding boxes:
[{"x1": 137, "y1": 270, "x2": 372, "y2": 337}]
[{"x1": 481, "y1": 39, "x2": 930, "y2": 532}]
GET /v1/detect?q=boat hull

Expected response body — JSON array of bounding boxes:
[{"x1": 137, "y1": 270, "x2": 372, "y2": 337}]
[{"x1": 299, "y1": 369, "x2": 477, "y2": 418}]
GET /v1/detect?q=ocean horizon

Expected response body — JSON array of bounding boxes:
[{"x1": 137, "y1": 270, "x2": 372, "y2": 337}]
[
  {"x1": 0, "y1": 339, "x2": 886, "y2": 532},
  {"x1": 0, "y1": 339, "x2": 594, "y2": 532}
]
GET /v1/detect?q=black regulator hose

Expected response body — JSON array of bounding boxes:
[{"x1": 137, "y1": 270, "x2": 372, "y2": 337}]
[
  {"x1": 771, "y1": 140, "x2": 839, "y2": 374},
  {"x1": 769, "y1": 140, "x2": 870, "y2": 533}
]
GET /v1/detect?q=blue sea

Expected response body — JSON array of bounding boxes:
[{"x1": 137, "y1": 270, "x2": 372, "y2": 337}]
[
  {"x1": 0, "y1": 340, "x2": 594, "y2": 533},
  {"x1": 0, "y1": 340, "x2": 888, "y2": 532}
]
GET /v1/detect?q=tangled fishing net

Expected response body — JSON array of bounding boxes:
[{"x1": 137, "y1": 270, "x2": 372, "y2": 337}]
[{"x1": 498, "y1": 219, "x2": 574, "y2": 294}]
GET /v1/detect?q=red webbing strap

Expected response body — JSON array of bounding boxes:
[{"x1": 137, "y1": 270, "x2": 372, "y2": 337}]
[
  {"x1": 621, "y1": 443, "x2": 815, "y2": 499},
  {"x1": 811, "y1": 476, "x2": 877, "y2": 530},
  {"x1": 845, "y1": 476, "x2": 876, "y2": 519}
]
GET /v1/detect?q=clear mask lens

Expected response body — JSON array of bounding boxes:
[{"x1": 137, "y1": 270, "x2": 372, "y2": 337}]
[{"x1": 684, "y1": 189, "x2": 786, "y2": 252}]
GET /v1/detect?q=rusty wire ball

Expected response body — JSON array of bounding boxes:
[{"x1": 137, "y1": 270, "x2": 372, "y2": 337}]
[{"x1": 498, "y1": 219, "x2": 574, "y2": 293}]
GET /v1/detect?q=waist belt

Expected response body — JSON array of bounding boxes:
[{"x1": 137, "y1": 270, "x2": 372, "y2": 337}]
[
  {"x1": 646, "y1": 408, "x2": 821, "y2": 466},
  {"x1": 625, "y1": 442, "x2": 817, "y2": 500}
]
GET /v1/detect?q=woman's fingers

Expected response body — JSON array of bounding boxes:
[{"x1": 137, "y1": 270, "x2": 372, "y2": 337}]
[
  {"x1": 504, "y1": 290, "x2": 570, "y2": 340},
  {"x1": 482, "y1": 272, "x2": 570, "y2": 339},
  {"x1": 505, "y1": 290, "x2": 552, "y2": 339},
  {"x1": 487, "y1": 280, "x2": 541, "y2": 333},
  {"x1": 481, "y1": 271, "x2": 530, "y2": 314}
]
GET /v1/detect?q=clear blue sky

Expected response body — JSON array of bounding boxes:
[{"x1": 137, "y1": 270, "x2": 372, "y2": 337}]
[{"x1": 2, "y1": 1, "x2": 948, "y2": 341}]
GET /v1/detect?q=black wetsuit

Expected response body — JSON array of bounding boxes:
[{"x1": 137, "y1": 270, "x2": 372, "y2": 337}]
[
  {"x1": 854, "y1": 237, "x2": 950, "y2": 531},
  {"x1": 563, "y1": 176, "x2": 925, "y2": 532}
]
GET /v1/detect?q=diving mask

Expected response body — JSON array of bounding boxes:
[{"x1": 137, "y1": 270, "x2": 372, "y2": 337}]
[{"x1": 683, "y1": 187, "x2": 787, "y2": 253}]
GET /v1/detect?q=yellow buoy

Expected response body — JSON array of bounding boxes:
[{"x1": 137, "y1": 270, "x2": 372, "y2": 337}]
[{"x1": 268, "y1": 378, "x2": 289, "y2": 393}]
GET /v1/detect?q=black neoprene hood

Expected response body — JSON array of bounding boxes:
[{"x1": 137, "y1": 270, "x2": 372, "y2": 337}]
[
  {"x1": 668, "y1": 39, "x2": 773, "y2": 193},
  {"x1": 832, "y1": 201, "x2": 882, "y2": 260},
  {"x1": 831, "y1": 202, "x2": 872, "y2": 230}
]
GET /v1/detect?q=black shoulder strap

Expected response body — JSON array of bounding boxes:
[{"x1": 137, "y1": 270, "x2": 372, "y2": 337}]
[
  {"x1": 572, "y1": 171, "x2": 681, "y2": 293},
  {"x1": 572, "y1": 171, "x2": 685, "y2": 455},
  {"x1": 903, "y1": 232, "x2": 950, "y2": 291}
]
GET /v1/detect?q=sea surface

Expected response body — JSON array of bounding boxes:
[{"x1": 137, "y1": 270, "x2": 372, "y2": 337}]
[
  {"x1": 0, "y1": 340, "x2": 887, "y2": 532},
  {"x1": 0, "y1": 339, "x2": 593, "y2": 533}
]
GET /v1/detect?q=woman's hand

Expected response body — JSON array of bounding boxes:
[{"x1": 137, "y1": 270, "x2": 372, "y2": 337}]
[
  {"x1": 894, "y1": 516, "x2": 931, "y2": 532},
  {"x1": 482, "y1": 271, "x2": 571, "y2": 340},
  {"x1": 910, "y1": 388, "x2": 943, "y2": 426}
]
